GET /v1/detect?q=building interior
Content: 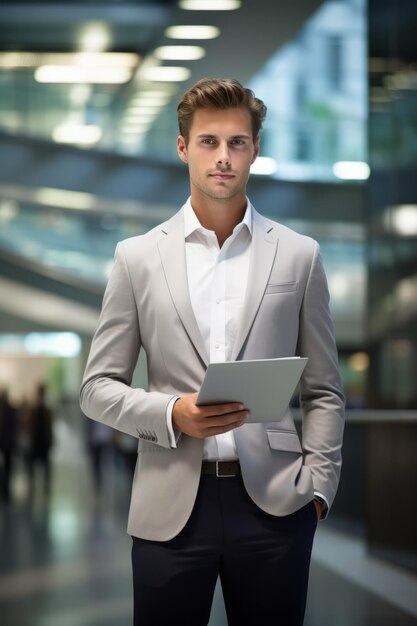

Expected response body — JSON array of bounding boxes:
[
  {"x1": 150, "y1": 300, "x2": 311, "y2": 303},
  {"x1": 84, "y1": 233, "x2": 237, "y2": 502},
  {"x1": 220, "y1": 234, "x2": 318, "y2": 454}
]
[{"x1": 0, "y1": 0, "x2": 416, "y2": 624}]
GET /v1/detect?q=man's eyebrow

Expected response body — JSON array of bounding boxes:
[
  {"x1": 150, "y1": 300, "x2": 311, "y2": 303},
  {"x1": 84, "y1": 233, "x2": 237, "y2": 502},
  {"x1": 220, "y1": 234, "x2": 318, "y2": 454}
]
[{"x1": 196, "y1": 133, "x2": 251, "y2": 139}]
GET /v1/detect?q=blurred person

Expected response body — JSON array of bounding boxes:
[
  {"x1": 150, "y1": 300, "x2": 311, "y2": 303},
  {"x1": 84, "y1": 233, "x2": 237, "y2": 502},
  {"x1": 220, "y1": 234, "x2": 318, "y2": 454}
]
[
  {"x1": 0, "y1": 388, "x2": 18, "y2": 501},
  {"x1": 86, "y1": 419, "x2": 114, "y2": 492},
  {"x1": 27, "y1": 384, "x2": 53, "y2": 497},
  {"x1": 81, "y1": 78, "x2": 345, "y2": 626}
]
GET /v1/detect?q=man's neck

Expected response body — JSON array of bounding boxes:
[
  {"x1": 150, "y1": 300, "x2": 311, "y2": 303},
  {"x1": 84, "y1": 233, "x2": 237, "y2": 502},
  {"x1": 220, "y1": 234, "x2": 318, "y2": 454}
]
[{"x1": 190, "y1": 193, "x2": 247, "y2": 247}]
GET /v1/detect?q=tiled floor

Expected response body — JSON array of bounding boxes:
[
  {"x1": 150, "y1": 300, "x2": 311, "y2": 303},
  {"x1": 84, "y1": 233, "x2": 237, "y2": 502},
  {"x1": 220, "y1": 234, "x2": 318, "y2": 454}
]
[{"x1": 1, "y1": 416, "x2": 416, "y2": 626}]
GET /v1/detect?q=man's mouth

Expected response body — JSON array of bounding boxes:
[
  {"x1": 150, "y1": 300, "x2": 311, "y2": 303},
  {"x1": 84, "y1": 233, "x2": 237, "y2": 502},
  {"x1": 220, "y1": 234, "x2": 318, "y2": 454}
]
[{"x1": 209, "y1": 173, "x2": 235, "y2": 180}]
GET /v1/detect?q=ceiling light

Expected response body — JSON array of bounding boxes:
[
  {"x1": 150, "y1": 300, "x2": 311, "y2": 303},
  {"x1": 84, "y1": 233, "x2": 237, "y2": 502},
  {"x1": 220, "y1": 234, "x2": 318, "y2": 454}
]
[
  {"x1": 33, "y1": 187, "x2": 97, "y2": 211},
  {"x1": 165, "y1": 25, "x2": 220, "y2": 39},
  {"x1": 35, "y1": 66, "x2": 132, "y2": 84},
  {"x1": 388, "y1": 204, "x2": 417, "y2": 236},
  {"x1": 141, "y1": 66, "x2": 191, "y2": 82},
  {"x1": 129, "y1": 97, "x2": 171, "y2": 108},
  {"x1": 52, "y1": 124, "x2": 102, "y2": 145},
  {"x1": 123, "y1": 115, "x2": 158, "y2": 125},
  {"x1": 0, "y1": 51, "x2": 139, "y2": 69},
  {"x1": 125, "y1": 108, "x2": 161, "y2": 117},
  {"x1": 332, "y1": 161, "x2": 370, "y2": 180},
  {"x1": 179, "y1": 0, "x2": 241, "y2": 10},
  {"x1": 154, "y1": 46, "x2": 205, "y2": 61},
  {"x1": 250, "y1": 157, "x2": 278, "y2": 176},
  {"x1": 72, "y1": 52, "x2": 138, "y2": 68},
  {"x1": 121, "y1": 122, "x2": 153, "y2": 129},
  {"x1": 132, "y1": 91, "x2": 171, "y2": 100},
  {"x1": 125, "y1": 106, "x2": 159, "y2": 115},
  {"x1": 79, "y1": 23, "x2": 111, "y2": 52}
]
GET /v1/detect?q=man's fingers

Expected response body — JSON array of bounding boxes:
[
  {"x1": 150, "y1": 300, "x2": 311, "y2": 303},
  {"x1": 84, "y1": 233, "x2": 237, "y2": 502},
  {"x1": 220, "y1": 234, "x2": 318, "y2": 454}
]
[
  {"x1": 172, "y1": 394, "x2": 248, "y2": 439},
  {"x1": 198, "y1": 411, "x2": 249, "y2": 430},
  {"x1": 198, "y1": 402, "x2": 245, "y2": 417},
  {"x1": 204, "y1": 420, "x2": 246, "y2": 436}
]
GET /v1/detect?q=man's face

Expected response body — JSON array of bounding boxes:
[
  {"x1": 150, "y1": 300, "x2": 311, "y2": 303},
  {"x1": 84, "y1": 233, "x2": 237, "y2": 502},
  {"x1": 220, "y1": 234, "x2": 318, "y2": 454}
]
[{"x1": 177, "y1": 107, "x2": 259, "y2": 204}]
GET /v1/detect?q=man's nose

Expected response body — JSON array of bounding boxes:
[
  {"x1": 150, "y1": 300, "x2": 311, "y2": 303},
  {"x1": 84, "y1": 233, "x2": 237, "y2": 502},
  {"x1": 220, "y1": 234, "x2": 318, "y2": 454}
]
[{"x1": 216, "y1": 143, "x2": 231, "y2": 167}]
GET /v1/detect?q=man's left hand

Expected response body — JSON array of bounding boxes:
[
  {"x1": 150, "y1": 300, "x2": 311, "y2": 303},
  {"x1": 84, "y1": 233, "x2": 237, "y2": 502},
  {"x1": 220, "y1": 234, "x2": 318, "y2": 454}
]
[{"x1": 313, "y1": 499, "x2": 323, "y2": 521}]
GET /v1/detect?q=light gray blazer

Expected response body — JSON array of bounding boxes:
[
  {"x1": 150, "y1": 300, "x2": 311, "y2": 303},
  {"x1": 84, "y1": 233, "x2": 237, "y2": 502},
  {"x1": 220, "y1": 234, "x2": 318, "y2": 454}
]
[{"x1": 80, "y1": 206, "x2": 345, "y2": 541}]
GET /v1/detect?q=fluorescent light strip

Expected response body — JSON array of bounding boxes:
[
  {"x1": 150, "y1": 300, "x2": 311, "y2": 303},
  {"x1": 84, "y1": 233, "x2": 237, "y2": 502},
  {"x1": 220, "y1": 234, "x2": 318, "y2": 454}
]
[
  {"x1": 179, "y1": 0, "x2": 241, "y2": 10},
  {"x1": 131, "y1": 92, "x2": 171, "y2": 100},
  {"x1": 127, "y1": 106, "x2": 166, "y2": 114},
  {"x1": 128, "y1": 98, "x2": 170, "y2": 108},
  {"x1": 124, "y1": 108, "x2": 159, "y2": 116},
  {"x1": 35, "y1": 66, "x2": 132, "y2": 84},
  {"x1": 141, "y1": 66, "x2": 191, "y2": 82},
  {"x1": 0, "y1": 51, "x2": 139, "y2": 68},
  {"x1": 165, "y1": 25, "x2": 220, "y2": 39},
  {"x1": 154, "y1": 46, "x2": 205, "y2": 61},
  {"x1": 52, "y1": 124, "x2": 102, "y2": 145},
  {"x1": 332, "y1": 161, "x2": 370, "y2": 180}
]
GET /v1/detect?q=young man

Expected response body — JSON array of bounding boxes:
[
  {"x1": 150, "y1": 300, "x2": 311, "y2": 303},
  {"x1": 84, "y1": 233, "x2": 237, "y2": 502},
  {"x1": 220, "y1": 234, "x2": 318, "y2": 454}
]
[{"x1": 80, "y1": 78, "x2": 345, "y2": 626}]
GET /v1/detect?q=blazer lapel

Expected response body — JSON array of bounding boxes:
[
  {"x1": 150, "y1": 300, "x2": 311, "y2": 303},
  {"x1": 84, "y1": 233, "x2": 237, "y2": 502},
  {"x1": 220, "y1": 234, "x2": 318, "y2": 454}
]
[
  {"x1": 231, "y1": 213, "x2": 279, "y2": 361},
  {"x1": 157, "y1": 212, "x2": 209, "y2": 367}
]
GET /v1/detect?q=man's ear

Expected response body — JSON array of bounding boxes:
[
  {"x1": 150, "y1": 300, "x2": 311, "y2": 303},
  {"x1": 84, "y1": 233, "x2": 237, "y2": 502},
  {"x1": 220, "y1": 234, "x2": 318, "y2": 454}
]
[
  {"x1": 177, "y1": 135, "x2": 188, "y2": 163},
  {"x1": 251, "y1": 137, "x2": 260, "y2": 164}
]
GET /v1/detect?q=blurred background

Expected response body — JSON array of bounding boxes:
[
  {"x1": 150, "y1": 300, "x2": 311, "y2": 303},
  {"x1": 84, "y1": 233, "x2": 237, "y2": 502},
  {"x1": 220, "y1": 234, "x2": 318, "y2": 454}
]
[{"x1": 0, "y1": 0, "x2": 416, "y2": 624}]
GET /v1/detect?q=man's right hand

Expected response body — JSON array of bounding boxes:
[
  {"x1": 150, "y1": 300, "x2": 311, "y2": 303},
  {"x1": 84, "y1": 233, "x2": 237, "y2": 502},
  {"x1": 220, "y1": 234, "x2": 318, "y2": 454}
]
[{"x1": 172, "y1": 392, "x2": 249, "y2": 439}]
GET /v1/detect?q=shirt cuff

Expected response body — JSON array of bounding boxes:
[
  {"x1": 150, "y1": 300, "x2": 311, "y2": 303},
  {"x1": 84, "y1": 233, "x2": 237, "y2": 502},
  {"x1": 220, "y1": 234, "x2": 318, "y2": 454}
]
[
  {"x1": 166, "y1": 396, "x2": 181, "y2": 448},
  {"x1": 314, "y1": 491, "x2": 329, "y2": 520}
]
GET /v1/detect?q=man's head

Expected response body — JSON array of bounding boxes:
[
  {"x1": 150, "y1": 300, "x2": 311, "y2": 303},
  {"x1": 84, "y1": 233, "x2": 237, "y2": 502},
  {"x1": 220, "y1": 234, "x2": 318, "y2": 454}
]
[{"x1": 177, "y1": 78, "x2": 267, "y2": 145}]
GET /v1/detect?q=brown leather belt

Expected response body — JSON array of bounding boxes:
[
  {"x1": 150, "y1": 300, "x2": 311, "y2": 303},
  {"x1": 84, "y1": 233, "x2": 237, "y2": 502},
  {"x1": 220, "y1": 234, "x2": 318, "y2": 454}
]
[{"x1": 201, "y1": 460, "x2": 241, "y2": 477}]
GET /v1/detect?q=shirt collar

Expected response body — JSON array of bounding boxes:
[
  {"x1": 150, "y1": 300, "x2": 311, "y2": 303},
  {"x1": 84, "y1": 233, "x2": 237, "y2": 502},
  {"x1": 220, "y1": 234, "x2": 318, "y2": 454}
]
[{"x1": 183, "y1": 197, "x2": 253, "y2": 240}]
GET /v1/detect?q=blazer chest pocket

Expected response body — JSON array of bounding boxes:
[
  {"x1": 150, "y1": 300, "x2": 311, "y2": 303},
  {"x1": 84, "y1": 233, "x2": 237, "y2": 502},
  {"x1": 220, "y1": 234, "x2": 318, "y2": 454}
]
[
  {"x1": 264, "y1": 281, "x2": 298, "y2": 295},
  {"x1": 266, "y1": 430, "x2": 302, "y2": 453}
]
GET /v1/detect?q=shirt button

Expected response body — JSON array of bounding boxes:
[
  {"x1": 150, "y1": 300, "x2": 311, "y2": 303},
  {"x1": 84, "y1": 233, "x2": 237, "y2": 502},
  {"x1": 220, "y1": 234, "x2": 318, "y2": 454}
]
[{"x1": 216, "y1": 298, "x2": 221, "y2": 304}]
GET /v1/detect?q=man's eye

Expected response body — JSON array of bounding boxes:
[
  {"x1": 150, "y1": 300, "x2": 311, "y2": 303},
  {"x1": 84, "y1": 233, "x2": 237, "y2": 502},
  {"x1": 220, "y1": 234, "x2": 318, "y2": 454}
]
[
  {"x1": 231, "y1": 139, "x2": 245, "y2": 145},
  {"x1": 201, "y1": 138, "x2": 215, "y2": 145}
]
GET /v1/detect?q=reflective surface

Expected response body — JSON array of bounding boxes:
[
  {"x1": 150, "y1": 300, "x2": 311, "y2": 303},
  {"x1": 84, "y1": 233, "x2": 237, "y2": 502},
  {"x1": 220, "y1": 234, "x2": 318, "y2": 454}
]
[{"x1": 1, "y1": 406, "x2": 416, "y2": 626}]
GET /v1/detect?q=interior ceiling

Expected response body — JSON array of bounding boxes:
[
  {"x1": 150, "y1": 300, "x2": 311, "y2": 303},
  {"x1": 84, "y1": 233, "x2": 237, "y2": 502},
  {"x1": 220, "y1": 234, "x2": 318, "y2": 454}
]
[
  {"x1": 0, "y1": 1, "x2": 323, "y2": 64},
  {"x1": 0, "y1": 0, "x2": 325, "y2": 143}
]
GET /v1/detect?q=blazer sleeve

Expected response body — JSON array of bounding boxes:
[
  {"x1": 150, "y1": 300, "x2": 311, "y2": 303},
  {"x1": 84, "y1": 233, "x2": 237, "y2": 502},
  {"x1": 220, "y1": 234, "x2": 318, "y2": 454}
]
[
  {"x1": 80, "y1": 242, "x2": 176, "y2": 449},
  {"x1": 296, "y1": 241, "x2": 345, "y2": 513}
]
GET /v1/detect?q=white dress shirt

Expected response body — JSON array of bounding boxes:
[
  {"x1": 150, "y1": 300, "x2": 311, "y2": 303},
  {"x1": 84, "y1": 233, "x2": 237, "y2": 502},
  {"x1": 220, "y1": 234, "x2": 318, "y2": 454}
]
[{"x1": 167, "y1": 197, "x2": 252, "y2": 460}]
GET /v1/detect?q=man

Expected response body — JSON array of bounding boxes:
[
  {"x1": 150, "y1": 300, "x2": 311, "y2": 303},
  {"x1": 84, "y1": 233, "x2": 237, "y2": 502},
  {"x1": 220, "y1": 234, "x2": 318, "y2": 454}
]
[{"x1": 80, "y1": 78, "x2": 345, "y2": 626}]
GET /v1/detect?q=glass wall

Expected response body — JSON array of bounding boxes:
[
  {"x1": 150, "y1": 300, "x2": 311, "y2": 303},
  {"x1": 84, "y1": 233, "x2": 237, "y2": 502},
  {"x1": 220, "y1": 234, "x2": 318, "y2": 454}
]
[
  {"x1": 367, "y1": 0, "x2": 417, "y2": 409},
  {"x1": 248, "y1": 0, "x2": 367, "y2": 183}
]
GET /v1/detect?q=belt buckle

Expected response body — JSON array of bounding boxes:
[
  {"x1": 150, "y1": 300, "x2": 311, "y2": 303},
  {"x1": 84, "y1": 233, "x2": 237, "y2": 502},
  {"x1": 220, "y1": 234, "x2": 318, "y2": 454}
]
[{"x1": 216, "y1": 461, "x2": 235, "y2": 477}]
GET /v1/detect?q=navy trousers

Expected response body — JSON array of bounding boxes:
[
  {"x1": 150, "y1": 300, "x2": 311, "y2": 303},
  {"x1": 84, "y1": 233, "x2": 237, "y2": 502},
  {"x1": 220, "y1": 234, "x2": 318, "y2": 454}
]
[{"x1": 131, "y1": 474, "x2": 317, "y2": 626}]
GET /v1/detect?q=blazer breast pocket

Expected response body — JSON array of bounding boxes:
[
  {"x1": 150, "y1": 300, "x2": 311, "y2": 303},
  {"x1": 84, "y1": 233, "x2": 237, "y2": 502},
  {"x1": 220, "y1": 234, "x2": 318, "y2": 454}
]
[{"x1": 264, "y1": 281, "x2": 298, "y2": 295}]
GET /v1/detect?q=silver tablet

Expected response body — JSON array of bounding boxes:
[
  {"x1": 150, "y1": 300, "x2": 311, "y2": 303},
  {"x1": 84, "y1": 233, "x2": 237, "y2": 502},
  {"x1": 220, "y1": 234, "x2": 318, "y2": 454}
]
[{"x1": 196, "y1": 357, "x2": 308, "y2": 423}]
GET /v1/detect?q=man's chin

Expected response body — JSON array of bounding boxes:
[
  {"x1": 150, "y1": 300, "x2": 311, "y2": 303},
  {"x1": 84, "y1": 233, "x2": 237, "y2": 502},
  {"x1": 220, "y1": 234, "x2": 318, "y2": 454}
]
[{"x1": 206, "y1": 186, "x2": 240, "y2": 200}]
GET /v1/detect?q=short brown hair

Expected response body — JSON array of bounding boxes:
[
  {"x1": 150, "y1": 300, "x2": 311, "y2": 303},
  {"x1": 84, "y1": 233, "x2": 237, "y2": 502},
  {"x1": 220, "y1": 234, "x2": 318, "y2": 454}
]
[{"x1": 177, "y1": 77, "x2": 267, "y2": 143}]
